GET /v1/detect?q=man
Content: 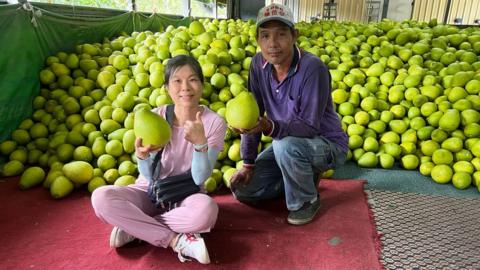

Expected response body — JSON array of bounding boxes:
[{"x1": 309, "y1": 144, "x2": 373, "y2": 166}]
[{"x1": 230, "y1": 3, "x2": 348, "y2": 225}]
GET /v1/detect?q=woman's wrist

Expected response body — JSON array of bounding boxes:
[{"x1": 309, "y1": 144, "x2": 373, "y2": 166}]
[
  {"x1": 193, "y1": 142, "x2": 208, "y2": 152},
  {"x1": 136, "y1": 153, "x2": 148, "y2": 160}
]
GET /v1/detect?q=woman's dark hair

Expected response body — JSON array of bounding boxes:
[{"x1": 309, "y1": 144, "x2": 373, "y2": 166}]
[{"x1": 164, "y1": 55, "x2": 204, "y2": 85}]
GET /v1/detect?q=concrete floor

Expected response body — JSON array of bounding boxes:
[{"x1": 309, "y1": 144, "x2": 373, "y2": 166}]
[{"x1": 332, "y1": 161, "x2": 479, "y2": 198}]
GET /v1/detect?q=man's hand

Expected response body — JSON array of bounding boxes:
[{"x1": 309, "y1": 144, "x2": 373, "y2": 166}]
[
  {"x1": 230, "y1": 116, "x2": 273, "y2": 135},
  {"x1": 230, "y1": 165, "x2": 254, "y2": 190},
  {"x1": 135, "y1": 138, "x2": 163, "y2": 160}
]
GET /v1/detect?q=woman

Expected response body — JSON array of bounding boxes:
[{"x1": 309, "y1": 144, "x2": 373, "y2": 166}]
[{"x1": 91, "y1": 55, "x2": 227, "y2": 264}]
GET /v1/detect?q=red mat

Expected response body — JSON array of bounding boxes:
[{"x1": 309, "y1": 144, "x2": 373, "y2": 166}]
[{"x1": 0, "y1": 177, "x2": 383, "y2": 270}]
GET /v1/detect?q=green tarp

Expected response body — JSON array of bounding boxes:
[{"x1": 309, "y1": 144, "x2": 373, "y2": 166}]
[{"x1": 0, "y1": 3, "x2": 189, "y2": 141}]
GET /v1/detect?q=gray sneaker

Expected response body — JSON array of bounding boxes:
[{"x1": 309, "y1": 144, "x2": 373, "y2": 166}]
[
  {"x1": 287, "y1": 197, "x2": 321, "y2": 225},
  {"x1": 109, "y1": 226, "x2": 136, "y2": 248}
]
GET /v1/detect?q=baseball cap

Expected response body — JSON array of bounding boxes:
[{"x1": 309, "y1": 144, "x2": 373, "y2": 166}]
[{"x1": 256, "y1": 3, "x2": 294, "y2": 28}]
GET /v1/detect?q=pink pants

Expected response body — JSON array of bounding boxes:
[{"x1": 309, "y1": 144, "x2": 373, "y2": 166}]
[{"x1": 91, "y1": 178, "x2": 218, "y2": 248}]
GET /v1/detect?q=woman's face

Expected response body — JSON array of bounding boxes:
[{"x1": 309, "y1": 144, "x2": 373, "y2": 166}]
[{"x1": 167, "y1": 65, "x2": 203, "y2": 107}]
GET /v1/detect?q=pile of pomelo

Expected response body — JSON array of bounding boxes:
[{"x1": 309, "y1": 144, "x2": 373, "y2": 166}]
[
  {"x1": 295, "y1": 19, "x2": 480, "y2": 190},
  {"x1": 0, "y1": 19, "x2": 262, "y2": 198},
  {"x1": 0, "y1": 17, "x2": 479, "y2": 199}
]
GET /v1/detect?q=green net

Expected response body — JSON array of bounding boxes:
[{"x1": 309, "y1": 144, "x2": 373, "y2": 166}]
[{"x1": 0, "y1": 3, "x2": 189, "y2": 142}]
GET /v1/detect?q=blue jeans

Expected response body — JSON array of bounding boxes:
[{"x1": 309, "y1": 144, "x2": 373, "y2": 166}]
[{"x1": 233, "y1": 136, "x2": 347, "y2": 211}]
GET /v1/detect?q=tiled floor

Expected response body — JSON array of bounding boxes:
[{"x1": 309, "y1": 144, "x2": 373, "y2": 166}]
[{"x1": 367, "y1": 189, "x2": 480, "y2": 270}]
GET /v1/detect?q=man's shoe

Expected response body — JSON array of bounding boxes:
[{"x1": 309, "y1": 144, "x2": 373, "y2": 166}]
[
  {"x1": 174, "y1": 233, "x2": 210, "y2": 264},
  {"x1": 109, "y1": 226, "x2": 136, "y2": 248},
  {"x1": 287, "y1": 197, "x2": 321, "y2": 225}
]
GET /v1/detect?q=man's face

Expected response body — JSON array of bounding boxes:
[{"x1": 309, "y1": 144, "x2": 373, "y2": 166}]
[{"x1": 257, "y1": 20, "x2": 297, "y2": 67}]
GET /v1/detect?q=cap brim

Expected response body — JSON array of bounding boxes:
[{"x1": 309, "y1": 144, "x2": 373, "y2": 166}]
[{"x1": 257, "y1": 17, "x2": 294, "y2": 28}]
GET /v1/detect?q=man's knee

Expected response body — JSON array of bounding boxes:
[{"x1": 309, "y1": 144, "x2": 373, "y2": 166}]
[
  {"x1": 272, "y1": 136, "x2": 305, "y2": 152},
  {"x1": 272, "y1": 137, "x2": 309, "y2": 164}
]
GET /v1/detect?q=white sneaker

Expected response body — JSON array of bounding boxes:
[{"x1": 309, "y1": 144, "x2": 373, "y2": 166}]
[
  {"x1": 174, "y1": 233, "x2": 210, "y2": 264},
  {"x1": 109, "y1": 226, "x2": 136, "y2": 248}
]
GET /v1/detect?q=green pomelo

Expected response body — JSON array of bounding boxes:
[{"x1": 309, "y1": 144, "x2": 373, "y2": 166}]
[
  {"x1": 105, "y1": 140, "x2": 124, "y2": 157},
  {"x1": 225, "y1": 92, "x2": 260, "y2": 130},
  {"x1": 432, "y1": 148, "x2": 454, "y2": 165},
  {"x1": 62, "y1": 161, "x2": 94, "y2": 185},
  {"x1": 103, "y1": 168, "x2": 119, "y2": 184},
  {"x1": 401, "y1": 154, "x2": 419, "y2": 170},
  {"x1": 357, "y1": 152, "x2": 378, "y2": 168},
  {"x1": 452, "y1": 172, "x2": 472, "y2": 189},
  {"x1": 419, "y1": 162, "x2": 435, "y2": 176},
  {"x1": 222, "y1": 168, "x2": 237, "y2": 188},
  {"x1": 118, "y1": 160, "x2": 137, "y2": 176},
  {"x1": 122, "y1": 129, "x2": 136, "y2": 153},
  {"x1": 97, "y1": 70, "x2": 115, "y2": 90},
  {"x1": 134, "y1": 109, "x2": 171, "y2": 147},
  {"x1": 441, "y1": 137, "x2": 463, "y2": 153},
  {"x1": 88, "y1": 176, "x2": 107, "y2": 193},
  {"x1": 204, "y1": 177, "x2": 217, "y2": 193},
  {"x1": 114, "y1": 175, "x2": 136, "y2": 186},
  {"x1": 379, "y1": 153, "x2": 395, "y2": 169},
  {"x1": 431, "y1": 164, "x2": 453, "y2": 184},
  {"x1": 73, "y1": 146, "x2": 93, "y2": 162},
  {"x1": 19, "y1": 167, "x2": 46, "y2": 190},
  {"x1": 50, "y1": 176, "x2": 74, "y2": 199},
  {"x1": 438, "y1": 109, "x2": 460, "y2": 132}
]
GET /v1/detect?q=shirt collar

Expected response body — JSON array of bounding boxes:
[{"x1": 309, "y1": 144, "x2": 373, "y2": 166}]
[{"x1": 262, "y1": 46, "x2": 302, "y2": 76}]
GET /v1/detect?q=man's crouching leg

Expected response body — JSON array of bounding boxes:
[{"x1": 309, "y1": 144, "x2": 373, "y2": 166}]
[{"x1": 232, "y1": 146, "x2": 284, "y2": 205}]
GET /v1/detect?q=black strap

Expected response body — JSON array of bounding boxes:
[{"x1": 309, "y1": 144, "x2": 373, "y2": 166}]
[
  {"x1": 151, "y1": 104, "x2": 175, "y2": 181},
  {"x1": 165, "y1": 104, "x2": 175, "y2": 126}
]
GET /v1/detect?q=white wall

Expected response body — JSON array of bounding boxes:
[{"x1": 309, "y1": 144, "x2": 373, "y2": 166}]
[{"x1": 386, "y1": 0, "x2": 413, "y2": 21}]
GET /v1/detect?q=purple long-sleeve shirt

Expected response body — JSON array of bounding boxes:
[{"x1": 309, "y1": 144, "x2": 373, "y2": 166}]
[{"x1": 241, "y1": 46, "x2": 348, "y2": 162}]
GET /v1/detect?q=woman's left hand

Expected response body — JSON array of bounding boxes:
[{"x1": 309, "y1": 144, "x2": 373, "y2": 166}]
[{"x1": 184, "y1": 111, "x2": 207, "y2": 145}]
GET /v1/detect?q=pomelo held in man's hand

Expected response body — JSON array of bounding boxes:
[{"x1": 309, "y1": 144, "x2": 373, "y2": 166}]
[
  {"x1": 134, "y1": 109, "x2": 171, "y2": 147},
  {"x1": 225, "y1": 91, "x2": 259, "y2": 130}
]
